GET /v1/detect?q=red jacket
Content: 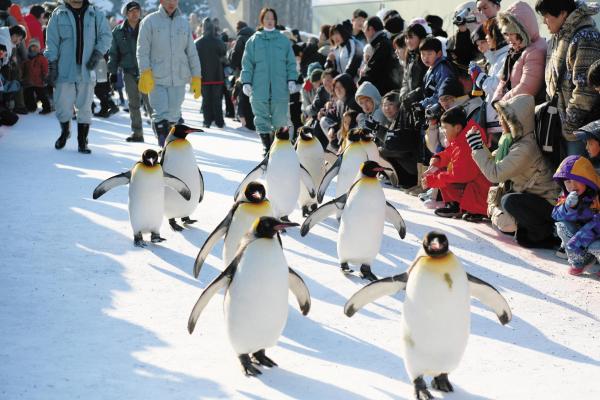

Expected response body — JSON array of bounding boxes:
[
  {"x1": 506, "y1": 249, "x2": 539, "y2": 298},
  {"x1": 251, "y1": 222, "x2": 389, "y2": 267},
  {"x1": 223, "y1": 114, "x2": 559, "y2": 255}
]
[
  {"x1": 425, "y1": 119, "x2": 489, "y2": 188},
  {"x1": 24, "y1": 13, "x2": 45, "y2": 50},
  {"x1": 23, "y1": 54, "x2": 48, "y2": 87}
]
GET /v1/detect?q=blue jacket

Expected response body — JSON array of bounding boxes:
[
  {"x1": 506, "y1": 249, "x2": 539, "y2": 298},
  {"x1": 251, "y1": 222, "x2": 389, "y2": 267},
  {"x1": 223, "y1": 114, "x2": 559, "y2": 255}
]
[
  {"x1": 44, "y1": 2, "x2": 112, "y2": 84},
  {"x1": 420, "y1": 56, "x2": 456, "y2": 110},
  {"x1": 240, "y1": 29, "x2": 297, "y2": 102},
  {"x1": 137, "y1": 5, "x2": 201, "y2": 86}
]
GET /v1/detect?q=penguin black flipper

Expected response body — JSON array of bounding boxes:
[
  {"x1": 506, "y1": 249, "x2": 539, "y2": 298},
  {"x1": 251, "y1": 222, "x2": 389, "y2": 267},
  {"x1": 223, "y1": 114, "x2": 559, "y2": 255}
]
[
  {"x1": 288, "y1": 267, "x2": 311, "y2": 316},
  {"x1": 92, "y1": 171, "x2": 132, "y2": 199},
  {"x1": 188, "y1": 262, "x2": 237, "y2": 334},
  {"x1": 467, "y1": 273, "x2": 512, "y2": 325},
  {"x1": 378, "y1": 158, "x2": 399, "y2": 187},
  {"x1": 300, "y1": 194, "x2": 347, "y2": 236},
  {"x1": 163, "y1": 172, "x2": 192, "y2": 201},
  {"x1": 385, "y1": 201, "x2": 407, "y2": 239},
  {"x1": 317, "y1": 156, "x2": 342, "y2": 203},
  {"x1": 193, "y1": 205, "x2": 238, "y2": 278},
  {"x1": 234, "y1": 157, "x2": 268, "y2": 200},
  {"x1": 344, "y1": 273, "x2": 408, "y2": 317},
  {"x1": 197, "y1": 167, "x2": 205, "y2": 203},
  {"x1": 299, "y1": 163, "x2": 317, "y2": 198}
]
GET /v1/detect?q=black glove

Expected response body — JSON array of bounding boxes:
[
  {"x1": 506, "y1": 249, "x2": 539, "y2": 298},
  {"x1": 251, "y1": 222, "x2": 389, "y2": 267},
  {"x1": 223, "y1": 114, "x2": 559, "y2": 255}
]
[
  {"x1": 47, "y1": 60, "x2": 58, "y2": 86},
  {"x1": 364, "y1": 117, "x2": 379, "y2": 132},
  {"x1": 109, "y1": 73, "x2": 118, "y2": 84},
  {"x1": 85, "y1": 50, "x2": 103, "y2": 70},
  {"x1": 466, "y1": 129, "x2": 484, "y2": 150}
]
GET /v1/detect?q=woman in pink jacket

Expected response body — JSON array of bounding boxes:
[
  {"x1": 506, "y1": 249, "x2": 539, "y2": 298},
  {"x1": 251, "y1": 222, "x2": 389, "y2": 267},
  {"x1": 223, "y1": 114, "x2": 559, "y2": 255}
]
[{"x1": 493, "y1": 1, "x2": 547, "y2": 103}]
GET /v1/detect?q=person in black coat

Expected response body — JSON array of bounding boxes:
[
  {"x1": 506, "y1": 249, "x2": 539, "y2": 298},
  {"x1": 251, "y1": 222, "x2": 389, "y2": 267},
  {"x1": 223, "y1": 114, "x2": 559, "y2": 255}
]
[
  {"x1": 359, "y1": 16, "x2": 401, "y2": 97},
  {"x1": 195, "y1": 17, "x2": 226, "y2": 128},
  {"x1": 229, "y1": 21, "x2": 254, "y2": 75}
]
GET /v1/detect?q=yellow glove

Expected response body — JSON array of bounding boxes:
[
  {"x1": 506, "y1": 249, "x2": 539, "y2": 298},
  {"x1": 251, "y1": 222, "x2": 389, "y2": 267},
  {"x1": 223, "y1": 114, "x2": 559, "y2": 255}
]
[
  {"x1": 191, "y1": 76, "x2": 202, "y2": 99},
  {"x1": 138, "y1": 69, "x2": 155, "y2": 94}
]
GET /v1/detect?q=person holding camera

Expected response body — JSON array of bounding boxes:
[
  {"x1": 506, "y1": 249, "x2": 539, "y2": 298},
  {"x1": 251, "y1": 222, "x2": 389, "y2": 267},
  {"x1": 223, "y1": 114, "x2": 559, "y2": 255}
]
[{"x1": 447, "y1": 1, "x2": 482, "y2": 68}]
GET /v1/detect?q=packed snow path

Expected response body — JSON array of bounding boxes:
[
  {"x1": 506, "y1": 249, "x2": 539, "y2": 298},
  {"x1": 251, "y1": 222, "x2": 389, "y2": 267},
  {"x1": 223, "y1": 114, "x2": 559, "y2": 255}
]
[{"x1": 1, "y1": 94, "x2": 599, "y2": 400}]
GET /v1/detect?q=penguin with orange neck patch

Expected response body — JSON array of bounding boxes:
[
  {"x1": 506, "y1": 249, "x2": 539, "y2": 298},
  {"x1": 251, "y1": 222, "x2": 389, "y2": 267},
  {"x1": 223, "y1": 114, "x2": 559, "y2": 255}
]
[
  {"x1": 161, "y1": 124, "x2": 205, "y2": 231},
  {"x1": 93, "y1": 149, "x2": 191, "y2": 247},
  {"x1": 344, "y1": 232, "x2": 512, "y2": 400}
]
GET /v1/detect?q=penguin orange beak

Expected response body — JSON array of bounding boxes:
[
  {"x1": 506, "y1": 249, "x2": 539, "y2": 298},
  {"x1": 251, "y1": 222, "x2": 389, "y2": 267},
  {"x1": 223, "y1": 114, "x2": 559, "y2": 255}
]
[
  {"x1": 373, "y1": 167, "x2": 392, "y2": 173},
  {"x1": 274, "y1": 221, "x2": 300, "y2": 231},
  {"x1": 185, "y1": 128, "x2": 204, "y2": 134}
]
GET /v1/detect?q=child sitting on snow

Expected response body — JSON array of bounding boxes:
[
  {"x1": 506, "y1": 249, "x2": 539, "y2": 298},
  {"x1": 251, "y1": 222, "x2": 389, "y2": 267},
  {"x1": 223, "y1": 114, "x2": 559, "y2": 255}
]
[
  {"x1": 355, "y1": 81, "x2": 387, "y2": 143},
  {"x1": 552, "y1": 155, "x2": 600, "y2": 277},
  {"x1": 422, "y1": 107, "x2": 490, "y2": 222}
]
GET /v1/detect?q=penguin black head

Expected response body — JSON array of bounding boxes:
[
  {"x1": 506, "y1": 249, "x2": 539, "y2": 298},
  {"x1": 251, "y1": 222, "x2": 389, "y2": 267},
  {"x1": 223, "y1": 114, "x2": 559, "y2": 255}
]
[
  {"x1": 171, "y1": 124, "x2": 204, "y2": 139},
  {"x1": 275, "y1": 127, "x2": 290, "y2": 141},
  {"x1": 347, "y1": 128, "x2": 362, "y2": 143},
  {"x1": 361, "y1": 161, "x2": 390, "y2": 178},
  {"x1": 298, "y1": 127, "x2": 314, "y2": 141},
  {"x1": 360, "y1": 131, "x2": 375, "y2": 142},
  {"x1": 422, "y1": 231, "x2": 449, "y2": 257},
  {"x1": 141, "y1": 149, "x2": 159, "y2": 167},
  {"x1": 254, "y1": 216, "x2": 299, "y2": 238},
  {"x1": 243, "y1": 181, "x2": 266, "y2": 203}
]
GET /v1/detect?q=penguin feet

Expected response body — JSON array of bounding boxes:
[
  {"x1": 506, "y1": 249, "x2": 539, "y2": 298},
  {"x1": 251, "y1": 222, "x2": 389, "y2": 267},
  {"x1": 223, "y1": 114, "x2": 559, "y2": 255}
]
[
  {"x1": 252, "y1": 349, "x2": 278, "y2": 368},
  {"x1": 359, "y1": 265, "x2": 378, "y2": 282},
  {"x1": 151, "y1": 232, "x2": 166, "y2": 243},
  {"x1": 169, "y1": 218, "x2": 184, "y2": 231},
  {"x1": 182, "y1": 216, "x2": 197, "y2": 225},
  {"x1": 239, "y1": 354, "x2": 262, "y2": 377},
  {"x1": 133, "y1": 233, "x2": 146, "y2": 247},
  {"x1": 432, "y1": 373, "x2": 453, "y2": 392},
  {"x1": 413, "y1": 376, "x2": 434, "y2": 400},
  {"x1": 340, "y1": 263, "x2": 354, "y2": 274}
]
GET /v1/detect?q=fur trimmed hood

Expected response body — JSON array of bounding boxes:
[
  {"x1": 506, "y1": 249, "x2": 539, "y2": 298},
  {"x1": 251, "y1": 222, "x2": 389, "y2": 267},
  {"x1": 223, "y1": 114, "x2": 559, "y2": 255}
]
[
  {"x1": 497, "y1": 1, "x2": 540, "y2": 47},
  {"x1": 558, "y1": 1, "x2": 600, "y2": 40},
  {"x1": 494, "y1": 94, "x2": 535, "y2": 140}
]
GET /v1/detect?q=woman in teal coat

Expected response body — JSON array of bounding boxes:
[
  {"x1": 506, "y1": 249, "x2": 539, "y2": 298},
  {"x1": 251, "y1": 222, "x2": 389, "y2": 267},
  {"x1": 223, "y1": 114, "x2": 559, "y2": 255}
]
[{"x1": 241, "y1": 7, "x2": 298, "y2": 155}]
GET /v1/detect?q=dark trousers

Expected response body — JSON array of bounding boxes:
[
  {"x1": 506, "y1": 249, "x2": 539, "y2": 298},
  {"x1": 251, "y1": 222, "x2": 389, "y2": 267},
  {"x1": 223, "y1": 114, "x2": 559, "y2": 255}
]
[
  {"x1": 24, "y1": 86, "x2": 51, "y2": 111},
  {"x1": 381, "y1": 154, "x2": 418, "y2": 188},
  {"x1": 224, "y1": 86, "x2": 235, "y2": 117},
  {"x1": 201, "y1": 84, "x2": 224, "y2": 127},
  {"x1": 94, "y1": 82, "x2": 116, "y2": 111},
  {"x1": 237, "y1": 91, "x2": 255, "y2": 130},
  {"x1": 501, "y1": 192, "x2": 555, "y2": 243}
]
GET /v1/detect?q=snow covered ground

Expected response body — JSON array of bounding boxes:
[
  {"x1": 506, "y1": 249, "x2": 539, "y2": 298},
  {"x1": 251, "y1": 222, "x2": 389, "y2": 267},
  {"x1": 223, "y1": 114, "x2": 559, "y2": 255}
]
[{"x1": 1, "y1": 94, "x2": 600, "y2": 400}]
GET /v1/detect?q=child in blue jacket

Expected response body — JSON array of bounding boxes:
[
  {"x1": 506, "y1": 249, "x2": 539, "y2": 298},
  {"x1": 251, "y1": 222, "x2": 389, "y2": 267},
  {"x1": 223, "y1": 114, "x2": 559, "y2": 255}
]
[{"x1": 552, "y1": 155, "x2": 600, "y2": 276}]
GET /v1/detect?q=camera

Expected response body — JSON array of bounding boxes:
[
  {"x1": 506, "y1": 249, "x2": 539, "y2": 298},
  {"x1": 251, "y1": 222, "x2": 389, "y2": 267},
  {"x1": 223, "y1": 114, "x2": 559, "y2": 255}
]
[
  {"x1": 425, "y1": 103, "x2": 443, "y2": 121},
  {"x1": 453, "y1": 8, "x2": 477, "y2": 25}
]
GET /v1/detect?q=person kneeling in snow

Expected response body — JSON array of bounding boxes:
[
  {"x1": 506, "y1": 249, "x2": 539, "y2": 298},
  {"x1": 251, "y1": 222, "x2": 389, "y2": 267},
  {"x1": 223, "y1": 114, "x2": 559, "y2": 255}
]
[
  {"x1": 423, "y1": 106, "x2": 491, "y2": 222},
  {"x1": 552, "y1": 155, "x2": 600, "y2": 277}
]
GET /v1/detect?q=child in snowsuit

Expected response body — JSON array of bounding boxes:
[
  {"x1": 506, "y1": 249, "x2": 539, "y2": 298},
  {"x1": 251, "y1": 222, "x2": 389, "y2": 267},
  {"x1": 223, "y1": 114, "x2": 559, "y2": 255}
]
[
  {"x1": 423, "y1": 106, "x2": 491, "y2": 222},
  {"x1": 22, "y1": 38, "x2": 51, "y2": 114},
  {"x1": 552, "y1": 155, "x2": 600, "y2": 276}
]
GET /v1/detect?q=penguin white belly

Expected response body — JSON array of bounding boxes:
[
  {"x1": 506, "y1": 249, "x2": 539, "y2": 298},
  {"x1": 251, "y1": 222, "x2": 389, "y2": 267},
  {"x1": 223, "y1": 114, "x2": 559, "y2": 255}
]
[
  {"x1": 297, "y1": 144, "x2": 324, "y2": 208},
  {"x1": 223, "y1": 202, "x2": 273, "y2": 266},
  {"x1": 129, "y1": 165, "x2": 165, "y2": 234},
  {"x1": 335, "y1": 148, "x2": 368, "y2": 198},
  {"x1": 402, "y1": 259, "x2": 470, "y2": 379},
  {"x1": 163, "y1": 141, "x2": 200, "y2": 219},
  {"x1": 338, "y1": 180, "x2": 385, "y2": 265},
  {"x1": 266, "y1": 148, "x2": 300, "y2": 217},
  {"x1": 225, "y1": 239, "x2": 289, "y2": 355}
]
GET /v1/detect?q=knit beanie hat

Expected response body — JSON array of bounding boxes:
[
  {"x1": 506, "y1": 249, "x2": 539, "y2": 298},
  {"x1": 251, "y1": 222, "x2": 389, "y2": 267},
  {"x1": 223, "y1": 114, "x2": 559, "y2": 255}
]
[{"x1": 310, "y1": 69, "x2": 323, "y2": 83}]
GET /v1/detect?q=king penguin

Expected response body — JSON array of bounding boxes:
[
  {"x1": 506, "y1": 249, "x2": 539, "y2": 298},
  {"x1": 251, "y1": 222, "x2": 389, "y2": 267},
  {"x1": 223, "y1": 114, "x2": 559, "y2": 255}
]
[
  {"x1": 302, "y1": 161, "x2": 406, "y2": 281},
  {"x1": 344, "y1": 231, "x2": 512, "y2": 400},
  {"x1": 295, "y1": 127, "x2": 325, "y2": 217},
  {"x1": 234, "y1": 127, "x2": 315, "y2": 219},
  {"x1": 358, "y1": 131, "x2": 399, "y2": 187},
  {"x1": 92, "y1": 149, "x2": 191, "y2": 247},
  {"x1": 193, "y1": 181, "x2": 273, "y2": 279},
  {"x1": 187, "y1": 216, "x2": 311, "y2": 376},
  {"x1": 161, "y1": 124, "x2": 205, "y2": 231}
]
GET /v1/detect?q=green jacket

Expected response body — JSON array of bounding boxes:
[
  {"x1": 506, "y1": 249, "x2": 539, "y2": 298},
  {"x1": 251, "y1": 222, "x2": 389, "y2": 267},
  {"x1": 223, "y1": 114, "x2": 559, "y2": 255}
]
[
  {"x1": 241, "y1": 29, "x2": 297, "y2": 101},
  {"x1": 107, "y1": 20, "x2": 140, "y2": 76}
]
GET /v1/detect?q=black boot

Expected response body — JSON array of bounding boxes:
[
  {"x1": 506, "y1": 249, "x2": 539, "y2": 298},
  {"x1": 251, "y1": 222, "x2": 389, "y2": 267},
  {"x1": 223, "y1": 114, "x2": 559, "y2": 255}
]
[
  {"x1": 155, "y1": 119, "x2": 170, "y2": 147},
  {"x1": 77, "y1": 123, "x2": 91, "y2": 154},
  {"x1": 55, "y1": 121, "x2": 70, "y2": 149},
  {"x1": 259, "y1": 133, "x2": 272, "y2": 157}
]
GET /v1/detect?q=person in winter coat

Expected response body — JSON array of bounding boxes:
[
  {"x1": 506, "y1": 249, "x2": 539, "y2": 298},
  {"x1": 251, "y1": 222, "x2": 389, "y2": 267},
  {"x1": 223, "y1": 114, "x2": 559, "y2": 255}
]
[
  {"x1": 324, "y1": 23, "x2": 362, "y2": 80},
  {"x1": 0, "y1": 24, "x2": 24, "y2": 67},
  {"x1": 574, "y1": 120, "x2": 600, "y2": 175},
  {"x1": 466, "y1": 94, "x2": 561, "y2": 248},
  {"x1": 45, "y1": 0, "x2": 112, "y2": 154},
  {"x1": 195, "y1": 17, "x2": 226, "y2": 129},
  {"x1": 419, "y1": 37, "x2": 457, "y2": 111},
  {"x1": 355, "y1": 80, "x2": 387, "y2": 143},
  {"x1": 492, "y1": 1, "x2": 547, "y2": 104},
  {"x1": 358, "y1": 16, "x2": 401, "y2": 98},
  {"x1": 536, "y1": 0, "x2": 600, "y2": 157},
  {"x1": 423, "y1": 106, "x2": 491, "y2": 221},
  {"x1": 552, "y1": 155, "x2": 600, "y2": 276},
  {"x1": 229, "y1": 20, "x2": 253, "y2": 75},
  {"x1": 399, "y1": 23, "x2": 427, "y2": 108},
  {"x1": 320, "y1": 73, "x2": 361, "y2": 149},
  {"x1": 240, "y1": 7, "x2": 297, "y2": 155},
  {"x1": 22, "y1": 38, "x2": 51, "y2": 114},
  {"x1": 108, "y1": 1, "x2": 152, "y2": 142},
  {"x1": 469, "y1": 17, "x2": 510, "y2": 148},
  {"x1": 137, "y1": 0, "x2": 202, "y2": 147},
  {"x1": 24, "y1": 4, "x2": 45, "y2": 50}
]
